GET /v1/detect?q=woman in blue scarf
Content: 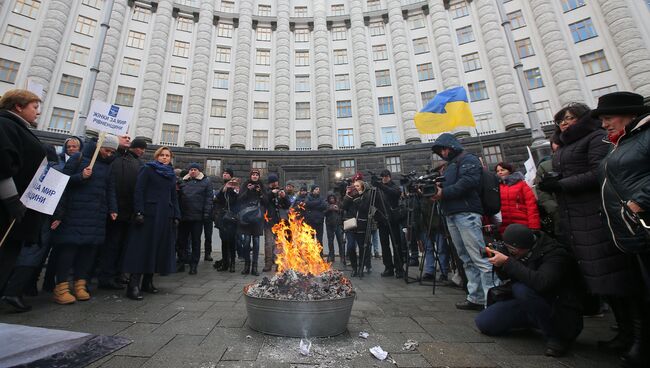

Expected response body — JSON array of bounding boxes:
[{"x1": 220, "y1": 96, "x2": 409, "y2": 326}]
[{"x1": 122, "y1": 147, "x2": 180, "y2": 300}]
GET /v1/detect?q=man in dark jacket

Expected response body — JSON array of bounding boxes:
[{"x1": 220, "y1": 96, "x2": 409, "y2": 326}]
[
  {"x1": 431, "y1": 133, "x2": 498, "y2": 311},
  {"x1": 475, "y1": 224, "x2": 584, "y2": 357},
  {"x1": 177, "y1": 163, "x2": 213, "y2": 275},
  {"x1": 98, "y1": 137, "x2": 146, "y2": 290},
  {"x1": 372, "y1": 169, "x2": 404, "y2": 278},
  {"x1": 304, "y1": 185, "x2": 327, "y2": 247},
  {"x1": 263, "y1": 174, "x2": 290, "y2": 272}
]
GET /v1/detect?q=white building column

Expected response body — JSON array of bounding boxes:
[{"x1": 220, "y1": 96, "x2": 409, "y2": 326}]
[
  {"x1": 25, "y1": 0, "x2": 73, "y2": 97},
  {"x1": 594, "y1": 0, "x2": 650, "y2": 96},
  {"x1": 93, "y1": 0, "x2": 129, "y2": 103},
  {"x1": 430, "y1": 0, "x2": 460, "y2": 89},
  {"x1": 313, "y1": 1, "x2": 334, "y2": 149},
  {"x1": 529, "y1": 0, "x2": 583, "y2": 105},
  {"x1": 229, "y1": 0, "x2": 254, "y2": 149},
  {"x1": 386, "y1": 0, "x2": 420, "y2": 144},
  {"x1": 184, "y1": 0, "x2": 214, "y2": 147},
  {"x1": 136, "y1": 0, "x2": 173, "y2": 141},
  {"x1": 273, "y1": 0, "x2": 291, "y2": 150},
  {"x1": 350, "y1": 0, "x2": 376, "y2": 148},
  {"x1": 475, "y1": 0, "x2": 525, "y2": 130}
]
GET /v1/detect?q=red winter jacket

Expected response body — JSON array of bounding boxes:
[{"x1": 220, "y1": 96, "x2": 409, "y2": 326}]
[{"x1": 498, "y1": 172, "x2": 540, "y2": 234}]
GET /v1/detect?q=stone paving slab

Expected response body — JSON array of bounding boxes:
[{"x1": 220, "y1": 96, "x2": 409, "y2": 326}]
[{"x1": 0, "y1": 252, "x2": 621, "y2": 367}]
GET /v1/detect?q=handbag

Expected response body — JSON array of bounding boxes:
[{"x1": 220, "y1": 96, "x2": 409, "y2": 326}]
[
  {"x1": 487, "y1": 282, "x2": 513, "y2": 306},
  {"x1": 343, "y1": 217, "x2": 357, "y2": 231},
  {"x1": 238, "y1": 201, "x2": 263, "y2": 226}
]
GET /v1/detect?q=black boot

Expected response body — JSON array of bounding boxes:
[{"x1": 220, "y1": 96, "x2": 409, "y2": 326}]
[
  {"x1": 126, "y1": 274, "x2": 143, "y2": 301},
  {"x1": 621, "y1": 303, "x2": 650, "y2": 368},
  {"x1": 229, "y1": 259, "x2": 236, "y2": 273},
  {"x1": 251, "y1": 264, "x2": 259, "y2": 276},
  {"x1": 189, "y1": 264, "x2": 198, "y2": 275},
  {"x1": 141, "y1": 274, "x2": 159, "y2": 294},
  {"x1": 599, "y1": 297, "x2": 633, "y2": 352},
  {"x1": 1, "y1": 296, "x2": 31, "y2": 313},
  {"x1": 2, "y1": 266, "x2": 34, "y2": 312},
  {"x1": 241, "y1": 262, "x2": 250, "y2": 275}
]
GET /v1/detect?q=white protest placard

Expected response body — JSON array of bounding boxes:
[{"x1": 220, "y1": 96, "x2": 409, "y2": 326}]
[
  {"x1": 86, "y1": 100, "x2": 132, "y2": 136},
  {"x1": 524, "y1": 146, "x2": 537, "y2": 189},
  {"x1": 20, "y1": 158, "x2": 70, "y2": 215}
]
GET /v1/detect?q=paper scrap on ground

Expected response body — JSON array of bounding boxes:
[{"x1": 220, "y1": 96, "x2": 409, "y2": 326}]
[
  {"x1": 358, "y1": 332, "x2": 369, "y2": 339},
  {"x1": 299, "y1": 339, "x2": 311, "y2": 356},
  {"x1": 402, "y1": 339, "x2": 419, "y2": 351},
  {"x1": 370, "y1": 346, "x2": 388, "y2": 360}
]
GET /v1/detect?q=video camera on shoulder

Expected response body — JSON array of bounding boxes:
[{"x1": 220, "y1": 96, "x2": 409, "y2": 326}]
[{"x1": 400, "y1": 170, "x2": 445, "y2": 197}]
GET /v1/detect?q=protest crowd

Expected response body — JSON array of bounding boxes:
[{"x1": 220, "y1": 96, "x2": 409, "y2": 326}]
[{"x1": 1, "y1": 88, "x2": 649, "y2": 367}]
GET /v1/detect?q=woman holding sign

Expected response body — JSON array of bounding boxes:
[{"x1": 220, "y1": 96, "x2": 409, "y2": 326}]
[
  {"x1": 0, "y1": 89, "x2": 46, "y2": 312},
  {"x1": 122, "y1": 147, "x2": 180, "y2": 301}
]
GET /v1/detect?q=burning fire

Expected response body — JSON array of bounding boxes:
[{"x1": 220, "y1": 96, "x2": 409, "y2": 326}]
[{"x1": 272, "y1": 208, "x2": 331, "y2": 275}]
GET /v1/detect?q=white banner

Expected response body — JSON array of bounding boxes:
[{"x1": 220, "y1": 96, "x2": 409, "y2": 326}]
[
  {"x1": 86, "y1": 100, "x2": 132, "y2": 136},
  {"x1": 20, "y1": 159, "x2": 70, "y2": 215},
  {"x1": 524, "y1": 146, "x2": 537, "y2": 189}
]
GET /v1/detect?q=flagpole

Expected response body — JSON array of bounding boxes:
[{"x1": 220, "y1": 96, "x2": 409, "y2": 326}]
[{"x1": 474, "y1": 129, "x2": 488, "y2": 167}]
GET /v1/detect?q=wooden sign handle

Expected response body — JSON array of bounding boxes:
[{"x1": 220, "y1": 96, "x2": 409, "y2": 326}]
[
  {"x1": 88, "y1": 131, "x2": 106, "y2": 170},
  {"x1": 0, "y1": 219, "x2": 16, "y2": 249}
]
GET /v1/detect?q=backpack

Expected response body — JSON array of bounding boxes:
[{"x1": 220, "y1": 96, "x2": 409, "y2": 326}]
[{"x1": 455, "y1": 153, "x2": 501, "y2": 216}]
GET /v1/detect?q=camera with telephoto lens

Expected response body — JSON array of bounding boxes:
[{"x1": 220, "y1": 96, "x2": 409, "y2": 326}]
[
  {"x1": 400, "y1": 170, "x2": 445, "y2": 197},
  {"x1": 483, "y1": 240, "x2": 510, "y2": 258},
  {"x1": 335, "y1": 177, "x2": 353, "y2": 196}
]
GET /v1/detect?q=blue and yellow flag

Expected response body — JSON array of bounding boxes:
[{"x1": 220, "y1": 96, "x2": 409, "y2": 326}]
[{"x1": 414, "y1": 86, "x2": 476, "y2": 134}]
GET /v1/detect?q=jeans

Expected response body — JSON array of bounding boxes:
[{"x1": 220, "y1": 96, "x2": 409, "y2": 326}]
[
  {"x1": 203, "y1": 219, "x2": 213, "y2": 257},
  {"x1": 178, "y1": 221, "x2": 204, "y2": 266},
  {"x1": 242, "y1": 235, "x2": 260, "y2": 264},
  {"x1": 474, "y1": 282, "x2": 584, "y2": 343},
  {"x1": 445, "y1": 212, "x2": 498, "y2": 305},
  {"x1": 326, "y1": 223, "x2": 344, "y2": 261},
  {"x1": 423, "y1": 232, "x2": 450, "y2": 276},
  {"x1": 263, "y1": 226, "x2": 276, "y2": 268},
  {"x1": 371, "y1": 229, "x2": 380, "y2": 255}
]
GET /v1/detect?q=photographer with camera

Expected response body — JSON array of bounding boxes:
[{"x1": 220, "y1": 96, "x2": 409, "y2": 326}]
[
  {"x1": 475, "y1": 224, "x2": 584, "y2": 357},
  {"x1": 431, "y1": 133, "x2": 498, "y2": 310},
  {"x1": 263, "y1": 174, "x2": 290, "y2": 272},
  {"x1": 371, "y1": 169, "x2": 404, "y2": 278}
]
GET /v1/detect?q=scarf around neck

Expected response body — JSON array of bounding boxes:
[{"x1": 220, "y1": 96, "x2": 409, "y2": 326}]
[{"x1": 145, "y1": 160, "x2": 175, "y2": 179}]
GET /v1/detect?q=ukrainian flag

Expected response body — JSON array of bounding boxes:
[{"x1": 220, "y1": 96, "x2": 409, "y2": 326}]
[{"x1": 414, "y1": 86, "x2": 476, "y2": 134}]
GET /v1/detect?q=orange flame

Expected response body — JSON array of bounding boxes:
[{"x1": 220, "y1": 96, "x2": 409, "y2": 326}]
[
  {"x1": 263, "y1": 210, "x2": 270, "y2": 223},
  {"x1": 272, "y1": 208, "x2": 331, "y2": 275}
]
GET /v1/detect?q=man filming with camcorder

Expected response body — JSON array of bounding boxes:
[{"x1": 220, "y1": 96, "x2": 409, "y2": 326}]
[{"x1": 475, "y1": 224, "x2": 584, "y2": 357}]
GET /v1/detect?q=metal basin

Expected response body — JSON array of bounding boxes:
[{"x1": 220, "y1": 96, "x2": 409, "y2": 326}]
[{"x1": 244, "y1": 290, "x2": 355, "y2": 338}]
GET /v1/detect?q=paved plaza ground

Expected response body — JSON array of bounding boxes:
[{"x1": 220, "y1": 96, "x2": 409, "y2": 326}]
[{"x1": 0, "y1": 245, "x2": 622, "y2": 368}]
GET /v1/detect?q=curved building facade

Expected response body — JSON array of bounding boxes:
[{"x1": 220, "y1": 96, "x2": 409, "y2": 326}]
[{"x1": 1, "y1": 0, "x2": 650, "y2": 152}]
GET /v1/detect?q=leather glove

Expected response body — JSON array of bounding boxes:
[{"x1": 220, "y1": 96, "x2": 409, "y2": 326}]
[
  {"x1": 134, "y1": 213, "x2": 144, "y2": 225},
  {"x1": 3, "y1": 195, "x2": 27, "y2": 223},
  {"x1": 538, "y1": 175, "x2": 562, "y2": 193}
]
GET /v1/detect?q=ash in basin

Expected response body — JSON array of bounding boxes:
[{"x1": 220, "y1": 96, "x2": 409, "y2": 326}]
[{"x1": 245, "y1": 269, "x2": 355, "y2": 301}]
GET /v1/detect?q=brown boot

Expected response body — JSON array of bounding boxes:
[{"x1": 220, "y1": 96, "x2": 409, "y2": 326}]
[
  {"x1": 53, "y1": 282, "x2": 76, "y2": 305},
  {"x1": 74, "y1": 280, "x2": 90, "y2": 301}
]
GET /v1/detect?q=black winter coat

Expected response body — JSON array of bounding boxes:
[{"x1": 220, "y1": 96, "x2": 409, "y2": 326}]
[
  {"x1": 50, "y1": 145, "x2": 117, "y2": 247},
  {"x1": 122, "y1": 164, "x2": 180, "y2": 274},
  {"x1": 600, "y1": 113, "x2": 650, "y2": 254},
  {"x1": 325, "y1": 199, "x2": 343, "y2": 227},
  {"x1": 265, "y1": 189, "x2": 290, "y2": 227},
  {"x1": 341, "y1": 187, "x2": 372, "y2": 234},
  {"x1": 0, "y1": 110, "x2": 46, "y2": 242},
  {"x1": 110, "y1": 148, "x2": 143, "y2": 221},
  {"x1": 236, "y1": 180, "x2": 267, "y2": 236},
  {"x1": 214, "y1": 182, "x2": 239, "y2": 229},
  {"x1": 497, "y1": 233, "x2": 584, "y2": 342},
  {"x1": 552, "y1": 115, "x2": 634, "y2": 295},
  {"x1": 178, "y1": 172, "x2": 213, "y2": 222},
  {"x1": 375, "y1": 180, "x2": 401, "y2": 223},
  {"x1": 304, "y1": 193, "x2": 327, "y2": 227}
]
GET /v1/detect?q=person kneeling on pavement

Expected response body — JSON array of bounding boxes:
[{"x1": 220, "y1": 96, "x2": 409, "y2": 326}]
[{"x1": 474, "y1": 224, "x2": 584, "y2": 357}]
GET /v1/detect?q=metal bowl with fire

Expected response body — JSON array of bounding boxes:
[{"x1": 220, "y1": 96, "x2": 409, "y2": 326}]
[{"x1": 244, "y1": 208, "x2": 356, "y2": 338}]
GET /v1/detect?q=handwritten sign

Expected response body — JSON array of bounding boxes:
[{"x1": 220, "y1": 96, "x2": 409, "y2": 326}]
[
  {"x1": 86, "y1": 100, "x2": 132, "y2": 136},
  {"x1": 20, "y1": 159, "x2": 70, "y2": 215}
]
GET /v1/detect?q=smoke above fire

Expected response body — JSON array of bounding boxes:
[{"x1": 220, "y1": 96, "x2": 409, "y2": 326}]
[{"x1": 272, "y1": 207, "x2": 331, "y2": 276}]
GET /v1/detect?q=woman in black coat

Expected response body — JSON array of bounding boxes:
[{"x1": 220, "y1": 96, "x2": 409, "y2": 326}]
[
  {"x1": 341, "y1": 180, "x2": 372, "y2": 277},
  {"x1": 594, "y1": 91, "x2": 650, "y2": 368},
  {"x1": 122, "y1": 147, "x2": 180, "y2": 300},
  {"x1": 0, "y1": 89, "x2": 46, "y2": 312},
  {"x1": 236, "y1": 169, "x2": 267, "y2": 276},
  {"x1": 538, "y1": 103, "x2": 636, "y2": 352}
]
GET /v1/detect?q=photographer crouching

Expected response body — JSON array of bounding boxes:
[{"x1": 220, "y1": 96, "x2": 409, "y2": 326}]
[{"x1": 475, "y1": 224, "x2": 584, "y2": 357}]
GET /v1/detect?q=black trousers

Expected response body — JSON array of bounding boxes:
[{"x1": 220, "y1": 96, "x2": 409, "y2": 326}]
[
  {"x1": 349, "y1": 232, "x2": 371, "y2": 272},
  {"x1": 379, "y1": 219, "x2": 403, "y2": 271},
  {"x1": 178, "y1": 221, "x2": 203, "y2": 266},
  {"x1": 219, "y1": 222, "x2": 237, "y2": 264},
  {"x1": 99, "y1": 220, "x2": 130, "y2": 283},
  {"x1": 55, "y1": 244, "x2": 98, "y2": 283},
  {"x1": 203, "y1": 219, "x2": 213, "y2": 256},
  {"x1": 0, "y1": 239, "x2": 23, "y2": 294}
]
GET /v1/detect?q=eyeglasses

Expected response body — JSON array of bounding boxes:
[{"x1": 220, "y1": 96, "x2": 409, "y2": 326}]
[{"x1": 555, "y1": 115, "x2": 577, "y2": 125}]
